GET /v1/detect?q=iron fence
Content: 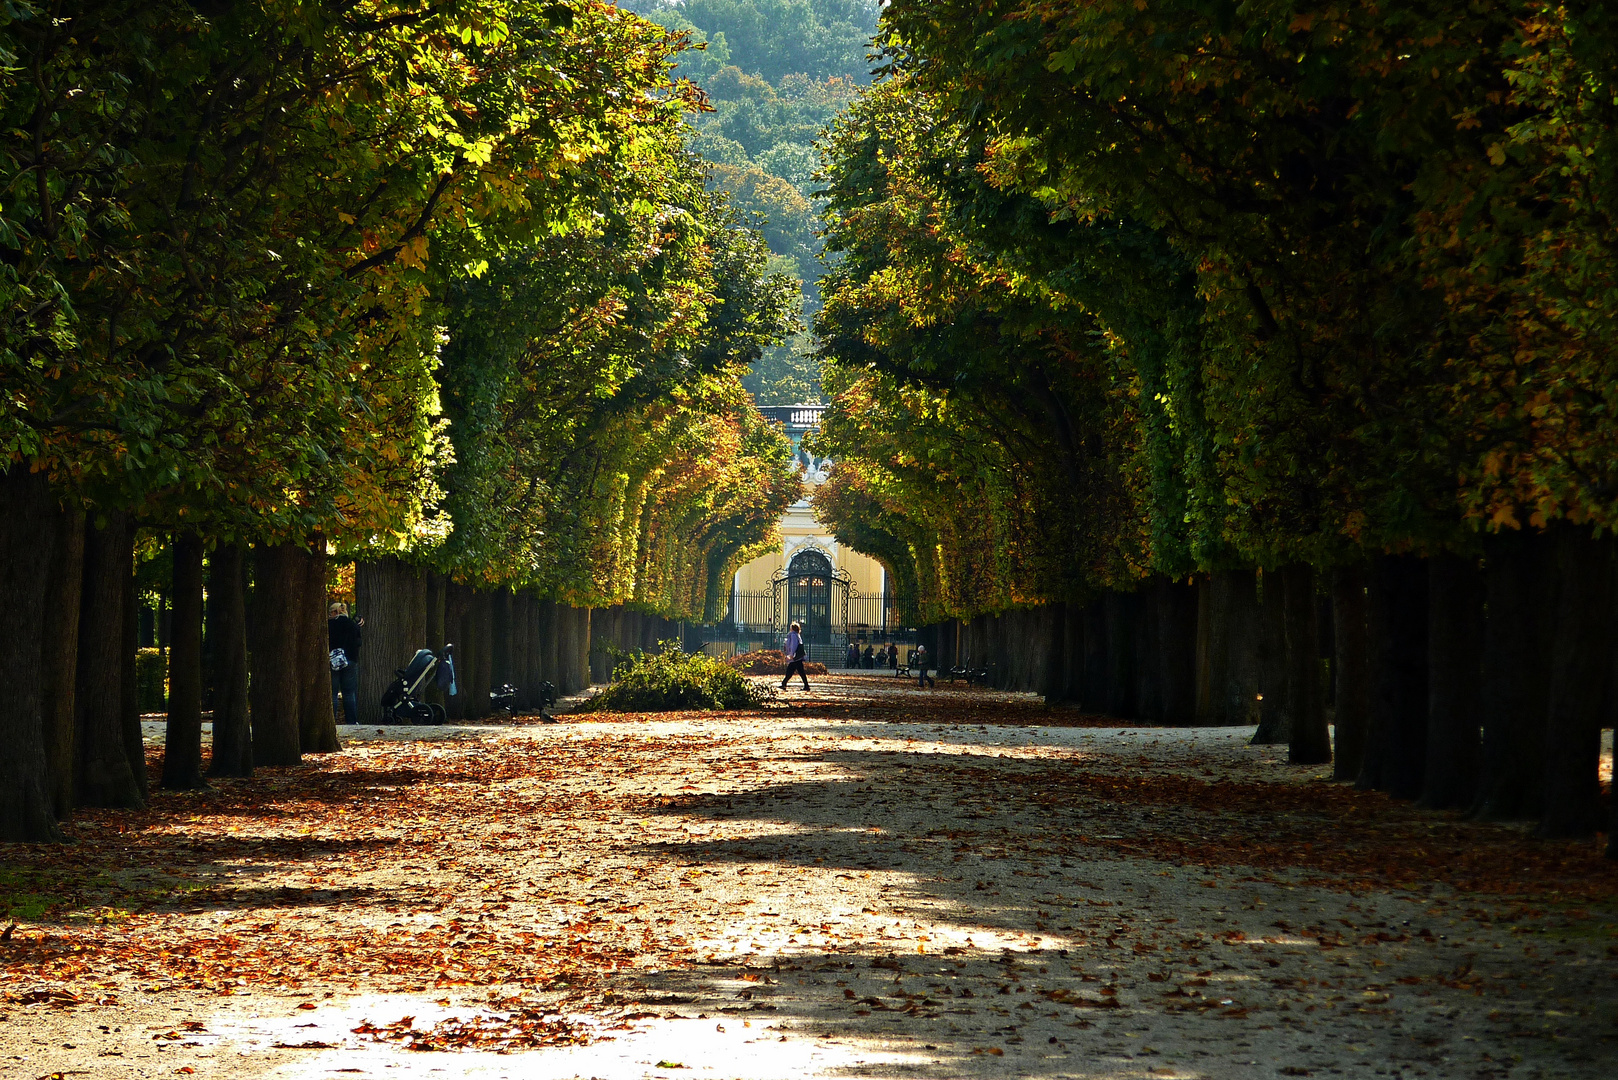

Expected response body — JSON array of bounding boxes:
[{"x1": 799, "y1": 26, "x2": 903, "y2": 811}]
[{"x1": 714, "y1": 590, "x2": 913, "y2": 645}]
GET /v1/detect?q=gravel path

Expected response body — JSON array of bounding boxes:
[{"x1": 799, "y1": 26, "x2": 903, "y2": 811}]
[{"x1": 3, "y1": 675, "x2": 1614, "y2": 1079}]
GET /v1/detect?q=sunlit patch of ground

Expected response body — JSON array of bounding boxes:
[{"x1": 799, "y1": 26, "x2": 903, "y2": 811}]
[{"x1": 2, "y1": 679, "x2": 1614, "y2": 1078}]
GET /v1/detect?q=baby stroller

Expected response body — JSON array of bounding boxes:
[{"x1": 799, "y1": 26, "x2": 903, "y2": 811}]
[{"x1": 381, "y1": 644, "x2": 452, "y2": 725}]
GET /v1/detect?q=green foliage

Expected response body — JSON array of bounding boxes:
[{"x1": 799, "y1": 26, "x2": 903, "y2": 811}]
[
  {"x1": 582, "y1": 640, "x2": 769, "y2": 711},
  {"x1": 627, "y1": 2, "x2": 880, "y2": 407},
  {"x1": 135, "y1": 648, "x2": 166, "y2": 714},
  {"x1": 425, "y1": 157, "x2": 804, "y2": 611},
  {"x1": 2, "y1": 1, "x2": 805, "y2": 620},
  {"x1": 630, "y1": 1, "x2": 878, "y2": 83},
  {"x1": 808, "y1": 0, "x2": 1618, "y2": 629}
]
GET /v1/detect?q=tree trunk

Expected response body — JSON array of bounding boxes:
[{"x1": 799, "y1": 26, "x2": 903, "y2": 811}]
[
  {"x1": 1059, "y1": 601, "x2": 1083, "y2": 703},
  {"x1": 161, "y1": 532, "x2": 207, "y2": 789},
  {"x1": 517, "y1": 595, "x2": 537, "y2": 705},
  {"x1": 1421, "y1": 553, "x2": 1484, "y2": 809},
  {"x1": 1250, "y1": 569, "x2": 1291, "y2": 744},
  {"x1": 1103, "y1": 591, "x2": 1136, "y2": 717},
  {"x1": 1360, "y1": 554, "x2": 1428, "y2": 799},
  {"x1": 1135, "y1": 586, "x2": 1162, "y2": 720},
  {"x1": 1330, "y1": 564, "x2": 1369, "y2": 782},
  {"x1": 1473, "y1": 531, "x2": 1552, "y2": 819},
  {"x1": 299, "y1": 537, "x2": 341, "y2": 753},
  {"x1": 207, "y1": 545, "x2": 253, "y2": 777},
  {"x1": 493, "y1": 590, "x2": 513, "y2": 690},
  {"x1": 1282, "y1": 564, "x2": 1331, "y2": 765},
  {"x1": 1193, "y1": 575, "x2": 1213, "y2": 722},
  {"x1": 1080, "y1": 601, "x2": 1106, "y2": 712},
  {"x1": 250, "y1": 544, "x2": 303, "y2": 767},
  {"x1": 41, "y1": 500, "x2": 84, "y2": 820},
  {"x1": 0, "y1": 468, "x2": 65, "y2": 841},
  {"x1": 540, "y1": 600, "x2": 560, "y2": 695},
  {"x1": 354, "y1": 557, "x2": 424, "y2": 726},
  {"x1": 574, "y1": 607, "x2": 594, "y2": 693},
  {"x1": 1157, "y1": 579, "x2": 1198, "y2": 725},
  {"x1": 460, "y1": 588, "x2": 482, "y2": 720},
  {"x1": 444, "y1": 582, "x2": 470, "y2": 720},
  {"x1": 1203, "y1": 570, "x2": 1270, "y2": 727},
  {"x1": 75, "y1": 512, "x2": 145, "y2": 809},
  {"x1": 464, "y1": 590, "x2": 492, "y2": 719},
  {"x1": 1040, "y1": 602, "x2": 1067, "y2": 703},
  {"x1": 425, "y1": 572, "x2": 446, "y2": 709},
  {"x1": 1538, "y1": 525, "x2": 1613, "y2": 838},
  {"x1": 571, "y1": 606, "x2": 593, "y2": 694},
  {"x1": 121, "y1": 542, "x2": 149, "y2": 799}
]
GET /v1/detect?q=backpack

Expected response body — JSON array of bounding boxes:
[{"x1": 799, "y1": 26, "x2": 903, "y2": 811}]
[{"x1": 329, "y1": 647, "x2": 350, "y2": 672}]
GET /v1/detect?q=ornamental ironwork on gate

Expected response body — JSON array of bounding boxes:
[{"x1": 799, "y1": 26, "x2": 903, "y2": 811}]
[{"x1": 767, "y1": 548, "x2": 855, "y2": 645}]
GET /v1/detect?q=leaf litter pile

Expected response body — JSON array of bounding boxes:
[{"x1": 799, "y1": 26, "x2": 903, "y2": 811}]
[{"x1": 2, "y1": 674, "x2": 1615, "y2": 1078}]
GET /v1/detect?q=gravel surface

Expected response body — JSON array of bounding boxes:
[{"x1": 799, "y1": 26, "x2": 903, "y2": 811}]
[{"x1": 4, "y1": 675, "x2": 1614, "y2": 1079}]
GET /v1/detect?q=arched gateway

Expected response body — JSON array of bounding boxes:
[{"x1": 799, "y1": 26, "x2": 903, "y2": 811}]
[
  {"x1": 718, "y1": 403, "x2": 913, "y2": 660},
  {"x1": 786, "y1": 549, "x2": 833, "y2": 645}
]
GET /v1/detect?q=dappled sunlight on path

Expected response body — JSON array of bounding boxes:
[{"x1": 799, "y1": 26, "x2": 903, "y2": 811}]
[{"x1": 3, "y1": 677, "x2": 1614, "y2": 1078}]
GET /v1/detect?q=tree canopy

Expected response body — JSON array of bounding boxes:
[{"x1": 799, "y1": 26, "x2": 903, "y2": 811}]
[
  {"x1": 809, "y1": 0, "x2": 1618, "y2": 620},
  {"x1": 2, "y1": 0, "x2": 802, "y2": 607},
  {"x1": 626, "y1": 0, "x2": 880, "y2": 404}
]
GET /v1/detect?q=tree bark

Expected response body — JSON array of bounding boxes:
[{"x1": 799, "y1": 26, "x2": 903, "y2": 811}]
[
  {"x1": 1474, "y1": 531, "x2": 1553, "y2": 819},
  {"x1": 1081, "y1": 601, "x2": 1107, "y2": 712},
  {"x1": 1103, "y1": 591, "x2": 1137, "y2": 717},
  {"x1": 473, "y1": 591, "x2": 494, "y2": 713},
  {"x1": 207, "y1": 545, "x2": 253, "y2": 777},
  {"x1": 1538, "y1": 525, "x2": 1613, "y2": 838},
  {"x1": 461, "y1": 588, "x2": 482, "y2": 720},
  {"x1": 75, "y1": 512, "x2": 145, "y2": 809},
  {"x1": 1282, "y1": 564, "x2": 1331, "y2": 765},
  {"x1": 250, "y1": 544, "x2": 303, "y2": 767},
  {"x1": 1204, "y1": 570, "x2": 1272, "y2": 727},
  {"x1": 161, "y1": 533, "x2": 207, "y2": 789},
  {"x1": 539, "y1": 600, "x2": 560, "y2": 695},
  {"x1": 299, "y1": 538, "x2": 341, "y2": 752},
  {"x1": 573, "y1": 607, "x2": 594, "y2": 693},
  {"x1": 492, "y1": 590, "x2": 513, "y2": 691},
  {"x1": 517, "y1": 592, "x2": 536, "y2": 705},
  {"x1": 1193, "y1": 575, "x2": 1213, "y2": 722},
  {"x1": 444, "y1": 582, "x2": 470, "y2": 720},
  {"x1": 425, "y1": 573, "x2": 446, "y2": 708},
  {"x1": 41, "y1": 500, "x2": 84, "y2": 820},
  {"x1": 1059, "y1": 601, "x2": 1083, "y2": 704},
  {"x1": 121, "y1": 540, "x2": 149, "y2": 799},
  {"x1": 1360, "y1": 554, "x2": 1428, "y2": 799},
  {"x1": 1250, "y1": 569, "x2": 1291, "y2": 744},
  {"x1": 354, "y1": 557, "x2": 425, "y2": 725},
  {"x1": 1330, "y1": 564, "x2": 1369, "y2": 782},
  {"x1": 1040, "y1": 602, "x2": 1067, "y2": 703},
  {"x1": 1421, "y1": 553, "x2": 1484, "y2": 809},
  {"x1": 1135, "y1": 586, "x2": 1162, "y2": 720},
  {"x1": 0, "y1": 467, "x2": 65, "y2": 841},
  {"x1": 1157, "y1": 579, "x2": 1198, "y2": 725}
]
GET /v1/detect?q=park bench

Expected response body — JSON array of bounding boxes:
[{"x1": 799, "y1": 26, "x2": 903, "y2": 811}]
[{"x1": 948, "y1": 660, "x2": 991, "y2": 686}]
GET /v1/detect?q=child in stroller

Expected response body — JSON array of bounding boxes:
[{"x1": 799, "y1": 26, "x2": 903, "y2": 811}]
[{"x1": 381, "y1": 643, "x2": 454, "y2": 724}]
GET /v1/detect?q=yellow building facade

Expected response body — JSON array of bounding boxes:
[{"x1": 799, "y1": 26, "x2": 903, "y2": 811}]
[{"x1": 721, "y1": 405, "x2": 897, "y2": 661}]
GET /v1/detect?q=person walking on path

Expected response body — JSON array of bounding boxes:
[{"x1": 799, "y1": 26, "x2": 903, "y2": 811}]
[
  {"x1": 913, "y1": 643, "x2": 934, "y2": 688},
  {"x1": 781, "y1": 621, "x2": 811, "y2": 691},
  {"x1": 328, "y1": 602, "x2": 364, "y2": 725}
]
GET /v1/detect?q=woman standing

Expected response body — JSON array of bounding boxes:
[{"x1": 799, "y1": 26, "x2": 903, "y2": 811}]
[{"x1": 781, "y1": 621, "x2": 810, "y2": 691}]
